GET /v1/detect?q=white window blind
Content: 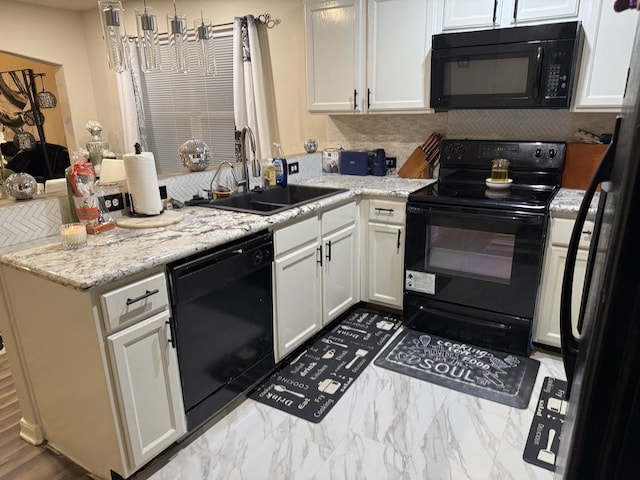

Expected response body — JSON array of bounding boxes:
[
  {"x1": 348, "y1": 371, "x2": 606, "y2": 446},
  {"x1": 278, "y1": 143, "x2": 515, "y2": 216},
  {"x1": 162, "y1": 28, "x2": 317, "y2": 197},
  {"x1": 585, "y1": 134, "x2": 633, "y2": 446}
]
[{"x1": 138, "y1": 31, "x2": 234, "y2": 175}]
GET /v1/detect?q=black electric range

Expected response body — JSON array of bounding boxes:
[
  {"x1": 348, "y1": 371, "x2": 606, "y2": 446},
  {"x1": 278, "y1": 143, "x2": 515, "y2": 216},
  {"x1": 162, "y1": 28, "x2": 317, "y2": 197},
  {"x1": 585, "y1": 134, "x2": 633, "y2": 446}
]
[{"x1": 403, "y1": 139, "x2": 566, "y2": 356}]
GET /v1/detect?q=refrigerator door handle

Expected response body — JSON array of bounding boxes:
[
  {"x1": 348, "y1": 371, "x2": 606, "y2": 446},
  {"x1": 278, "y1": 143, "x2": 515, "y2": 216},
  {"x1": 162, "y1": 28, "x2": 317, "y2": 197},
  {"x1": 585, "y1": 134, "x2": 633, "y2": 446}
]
[{"x1": 560, "y1": 117, "x2": 620, "y2": 391}]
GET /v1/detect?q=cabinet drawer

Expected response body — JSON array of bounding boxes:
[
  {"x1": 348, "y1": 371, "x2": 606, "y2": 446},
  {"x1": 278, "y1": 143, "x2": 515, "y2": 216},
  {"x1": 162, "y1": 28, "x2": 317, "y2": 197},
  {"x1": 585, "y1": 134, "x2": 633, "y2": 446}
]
[
  {"x1": 368, "y1": 199, "x2": 405, "y2": 225},
  {"x1": 322, "y1": 201, "x2": 357, "y2": 235},
  {"x1": 550, "y1": 218, "x2": 594, "y2": 249},
  {"x1": 100, "y1": 273, "x2": 169, "y2": 331},
  {"x1": 274, "y1": 216, "x2": 319, "y2": 257}
]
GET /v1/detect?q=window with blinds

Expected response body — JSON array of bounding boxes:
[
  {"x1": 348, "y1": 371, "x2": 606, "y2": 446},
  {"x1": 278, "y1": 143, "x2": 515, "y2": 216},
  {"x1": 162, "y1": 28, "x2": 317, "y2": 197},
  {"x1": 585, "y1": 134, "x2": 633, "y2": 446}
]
[{"x1": 138, "y1": 30, "x2": 234, "y2": 175}]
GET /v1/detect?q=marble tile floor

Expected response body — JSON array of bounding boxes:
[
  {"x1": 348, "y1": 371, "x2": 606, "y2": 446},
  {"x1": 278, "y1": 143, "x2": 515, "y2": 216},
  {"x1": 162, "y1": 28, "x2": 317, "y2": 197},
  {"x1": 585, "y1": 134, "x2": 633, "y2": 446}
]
[{"x1": 145, "y1": 334, "x2": 565, "y2": 480}]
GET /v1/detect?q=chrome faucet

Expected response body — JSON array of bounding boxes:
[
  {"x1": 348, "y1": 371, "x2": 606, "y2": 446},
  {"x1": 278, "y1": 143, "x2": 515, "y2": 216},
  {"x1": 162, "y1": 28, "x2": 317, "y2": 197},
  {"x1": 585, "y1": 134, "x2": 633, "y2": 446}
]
[
  {"x1": 206, "y1": 161, "x2": 239, "y2": 199},
  {"x1": 238, "y1": 126, "x2": 260, "y2": 193}
]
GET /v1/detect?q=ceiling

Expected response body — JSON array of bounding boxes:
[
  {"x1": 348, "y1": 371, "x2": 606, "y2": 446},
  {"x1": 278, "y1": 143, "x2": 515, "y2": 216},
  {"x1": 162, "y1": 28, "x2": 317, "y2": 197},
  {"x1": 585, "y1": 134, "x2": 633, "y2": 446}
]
[{"x1": 12, "y1": 0, "x2": 117, "y2": 12}]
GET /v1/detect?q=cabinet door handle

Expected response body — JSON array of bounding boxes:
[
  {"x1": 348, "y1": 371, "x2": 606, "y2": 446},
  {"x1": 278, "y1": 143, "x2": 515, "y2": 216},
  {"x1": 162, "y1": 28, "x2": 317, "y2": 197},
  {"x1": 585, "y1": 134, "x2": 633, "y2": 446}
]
[
  {"x1": 126, "y1": 289, "x2": 160, "y2": 306},
  {"x1": 492, "y1": 0, "x2": 498, "y2": 23},
  {"x1": 353, "y1": 89, "x2": 358, "y2": 110},
  {"x1": 367, "y1": 88, "x2": 371, "y2": 109},
  {"x1": 374, "y1": 207, "x2": 394, "y2": 214},
  {"x1": 317, "y1": 245, "x2": 323, "y2": 266},
  {"x1": 326, "y1": 240, "x2": 332, "y2": 262},
  {"x1": 513, "y1": 0, "x2": 519, "y2": 22},
  {"x1": 165, "y1": 320, "x2": 175, "y2": 348},
  {"x1": 396, "y1": 230, "x2": 402, "y2": 251}
]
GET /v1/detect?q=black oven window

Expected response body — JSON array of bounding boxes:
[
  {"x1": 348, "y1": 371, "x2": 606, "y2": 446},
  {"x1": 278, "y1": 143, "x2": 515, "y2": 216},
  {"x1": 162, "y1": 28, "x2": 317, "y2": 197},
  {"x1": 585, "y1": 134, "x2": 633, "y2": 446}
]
[
  {"x1": 444, "y1": 56, "x2": 529, "y2": 96},
  {"x1": 428, "y1": 225, "x2": 516, "y2": 282}
]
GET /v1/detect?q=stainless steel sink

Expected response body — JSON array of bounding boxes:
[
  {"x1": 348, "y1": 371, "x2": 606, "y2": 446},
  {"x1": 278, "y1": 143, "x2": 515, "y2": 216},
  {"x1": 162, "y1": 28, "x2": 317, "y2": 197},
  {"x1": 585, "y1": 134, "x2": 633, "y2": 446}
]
[{"x1": 195, "y1": 185, "x2": 348, "y2": 215}]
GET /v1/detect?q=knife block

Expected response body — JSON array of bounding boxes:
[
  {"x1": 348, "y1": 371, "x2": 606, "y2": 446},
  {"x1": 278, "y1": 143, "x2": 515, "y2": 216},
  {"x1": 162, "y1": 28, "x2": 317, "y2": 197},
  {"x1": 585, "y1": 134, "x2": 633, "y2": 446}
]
[{"x1": 398, "y1": 147, "x2": 430, "y2": 179}]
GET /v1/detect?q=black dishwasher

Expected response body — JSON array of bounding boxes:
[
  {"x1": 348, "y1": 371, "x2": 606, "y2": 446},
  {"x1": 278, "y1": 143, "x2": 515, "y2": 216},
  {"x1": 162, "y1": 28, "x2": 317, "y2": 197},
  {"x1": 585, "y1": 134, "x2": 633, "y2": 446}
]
[{"x1": 167, "y1": 231, "x2": 275, "y2": 431}]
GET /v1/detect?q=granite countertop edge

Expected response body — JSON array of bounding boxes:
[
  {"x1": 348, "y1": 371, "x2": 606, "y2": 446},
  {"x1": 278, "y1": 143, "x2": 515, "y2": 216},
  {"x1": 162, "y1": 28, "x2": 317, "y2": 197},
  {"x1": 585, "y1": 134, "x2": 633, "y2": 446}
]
[
  {"x1": 551, "y1": 187, "x2": 599, "y2": 220},
  {"x1": 0, "y1": 175, "x2": 435, "y2": 291}
]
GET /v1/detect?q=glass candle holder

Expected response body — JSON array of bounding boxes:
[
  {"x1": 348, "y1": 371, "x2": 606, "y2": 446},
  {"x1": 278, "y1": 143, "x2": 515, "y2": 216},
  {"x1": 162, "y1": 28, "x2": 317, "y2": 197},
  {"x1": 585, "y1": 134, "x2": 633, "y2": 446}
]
[{"x1": 60, "y1": 223, "x2": 88, "y2": 250}]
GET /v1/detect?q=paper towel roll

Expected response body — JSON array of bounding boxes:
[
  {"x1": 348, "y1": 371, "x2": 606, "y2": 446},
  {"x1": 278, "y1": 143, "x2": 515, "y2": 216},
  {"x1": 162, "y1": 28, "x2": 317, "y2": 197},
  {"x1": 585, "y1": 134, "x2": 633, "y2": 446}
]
[{"x1": 122, "y1": 152, "x2": 163, "y2": 215}]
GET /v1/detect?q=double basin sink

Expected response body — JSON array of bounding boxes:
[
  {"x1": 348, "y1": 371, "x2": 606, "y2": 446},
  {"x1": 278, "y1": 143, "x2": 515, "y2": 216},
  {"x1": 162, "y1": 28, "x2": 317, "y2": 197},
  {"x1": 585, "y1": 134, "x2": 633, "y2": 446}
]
[{"x1": 196, "y1": 184, "x2": 348, "y2": 215}]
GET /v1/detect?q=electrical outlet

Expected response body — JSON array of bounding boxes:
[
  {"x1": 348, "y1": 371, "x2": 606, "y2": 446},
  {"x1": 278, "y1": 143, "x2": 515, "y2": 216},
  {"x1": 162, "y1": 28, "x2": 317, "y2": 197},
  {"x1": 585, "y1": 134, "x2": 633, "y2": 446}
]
[
  {"x1": 288, "y1": 162, "x2": 299, "y2": 175},
  {"x1": 102, "y1": 193, "x2": 125, "y2": 212},
  {"x1": 386, "y1": 157, "x2": 397, "y2": 169}
]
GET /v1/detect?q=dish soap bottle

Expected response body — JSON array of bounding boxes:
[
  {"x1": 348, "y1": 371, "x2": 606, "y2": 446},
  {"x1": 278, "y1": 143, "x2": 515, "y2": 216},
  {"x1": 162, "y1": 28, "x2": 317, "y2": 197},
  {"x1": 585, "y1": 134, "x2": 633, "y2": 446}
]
[
  {"x1": 273, "y1": 143, "x2": 288, "y2": 187},
  {"x1": 263, "y1": 160, "x2": 276, "y2": 187}
]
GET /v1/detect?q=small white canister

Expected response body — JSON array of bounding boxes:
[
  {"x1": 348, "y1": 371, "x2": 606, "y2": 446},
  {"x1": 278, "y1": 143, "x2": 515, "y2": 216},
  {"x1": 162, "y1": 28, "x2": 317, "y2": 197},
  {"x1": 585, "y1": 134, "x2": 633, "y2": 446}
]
[{"x1": 322, "y1": 148, "x2": 341, "y2": 173}]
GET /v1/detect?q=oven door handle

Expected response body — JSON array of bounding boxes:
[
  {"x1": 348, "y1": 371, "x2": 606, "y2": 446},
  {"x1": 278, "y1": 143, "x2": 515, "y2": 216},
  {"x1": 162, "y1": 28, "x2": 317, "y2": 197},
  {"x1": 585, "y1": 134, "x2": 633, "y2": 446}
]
[{"x1": 407, "y1": 206, "x2": 544, "y2": 225}]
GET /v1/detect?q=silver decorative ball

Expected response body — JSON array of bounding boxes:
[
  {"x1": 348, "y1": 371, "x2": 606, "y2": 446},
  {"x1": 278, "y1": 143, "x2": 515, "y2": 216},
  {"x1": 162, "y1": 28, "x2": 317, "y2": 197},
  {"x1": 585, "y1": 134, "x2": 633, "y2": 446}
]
[
  {"x1": 179, "y1": 138, "x2": 210, "y2": 172},
  {"x1": 304, "y1": 139, "x2": 318, "y2": 153},
  {"x1": 5, "y1": 172, "x2": 37, "y2": 200}
]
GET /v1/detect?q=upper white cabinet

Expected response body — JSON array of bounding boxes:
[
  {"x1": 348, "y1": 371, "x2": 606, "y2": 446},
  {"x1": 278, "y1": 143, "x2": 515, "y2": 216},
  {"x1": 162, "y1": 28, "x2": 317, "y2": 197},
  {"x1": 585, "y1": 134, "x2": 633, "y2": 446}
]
[
  {"x1": 572, "y1": 1, "x2": 636, "y2": 111},
  {"x1": 437, "y1": 0, "x2": 581, "y2": 32},
  {"x1": 304, "y1": 0, "x2": 432, "y2": 113},
  {"x1": 304, "y1": 0, "x2": 365, "y2": 112}
]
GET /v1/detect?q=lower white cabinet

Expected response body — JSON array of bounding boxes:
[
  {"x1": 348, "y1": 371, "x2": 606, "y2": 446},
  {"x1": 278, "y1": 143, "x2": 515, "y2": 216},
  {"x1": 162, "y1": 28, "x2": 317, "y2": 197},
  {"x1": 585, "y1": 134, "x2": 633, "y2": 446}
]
[
  {"x1": 363, "y1": 198, "x2": 406, "y2": 308},
  {"x1": 107, "y1": 310, "x2": 186, "y2": 470},
  {"x1": 535, "y1": 217, "x2": 593, "y2": 348},
  {"x1": 0, "y1": 267, "x2": 187, "y2": 479},
  {"x1": 273, "y1": 202, "x2": 359, "y2": 361}
]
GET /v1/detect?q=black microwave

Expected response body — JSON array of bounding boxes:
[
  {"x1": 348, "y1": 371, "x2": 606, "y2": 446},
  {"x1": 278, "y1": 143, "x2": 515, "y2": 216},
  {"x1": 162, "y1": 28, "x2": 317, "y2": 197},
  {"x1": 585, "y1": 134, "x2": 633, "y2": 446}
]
[{"x1": 430, "y1": 21, "x2": 584, "y2": 111}]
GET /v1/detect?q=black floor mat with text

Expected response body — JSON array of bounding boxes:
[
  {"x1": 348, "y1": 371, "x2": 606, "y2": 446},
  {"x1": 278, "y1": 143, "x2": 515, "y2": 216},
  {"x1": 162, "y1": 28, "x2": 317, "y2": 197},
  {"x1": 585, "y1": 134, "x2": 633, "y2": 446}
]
[
  {"x1": 249, "y1": 308, "x2": 402, "y2": 423},
  {"x1": 523, "y1": 376, "x2": 568, "y2": 471},
  {"x1": 374, "y1": 329, "x2": 540, "y2": 408}
]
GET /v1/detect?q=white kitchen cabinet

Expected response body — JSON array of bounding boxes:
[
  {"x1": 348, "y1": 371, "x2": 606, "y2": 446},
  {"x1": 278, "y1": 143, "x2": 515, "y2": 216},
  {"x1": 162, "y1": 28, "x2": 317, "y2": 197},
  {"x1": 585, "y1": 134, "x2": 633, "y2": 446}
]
[
  {"x1": 274, "y1": 219, "x2": 322, "y2": 361},
  {"x1": 107, "y1": 310, "x2": 186, "y2": 470},
  {"x1": 322, "y1": 211, "x2": 359, "y2": 323},
  {"x1": 366, "y1": 0, "x2": 429, "y2": 111},
  {"x1": 273, "y1": 202, "x2": 359, "y2": 360},
  {"x1": 363, "y1": 198, "x2": 406, "y2": 308},
  {"x1": 304, "y1": 0, "x2": 431, "y2": 113},
  {"x1": 535, "y1": 217, "x2": 593, "y2": 348},
  {"x1": 0, "y1": 267, "x2": 186, "y2": 479},
  {"x1": 436, "y1": 0, "x2": 580, "y2": 32},
  {"x1": 572, "y1": 0, "x2": 636, "y2": 111},
  {"x1": 304, "y1": 0, "x2": 365, "y2": 112}
]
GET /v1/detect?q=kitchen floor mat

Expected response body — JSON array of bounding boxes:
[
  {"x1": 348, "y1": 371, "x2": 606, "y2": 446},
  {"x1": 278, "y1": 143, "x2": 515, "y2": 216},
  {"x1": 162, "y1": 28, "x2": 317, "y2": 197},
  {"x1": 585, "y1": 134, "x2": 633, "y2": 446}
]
[
  {"x1": 249, "y1": 308, "x2": 402, "y2": 423},
  {"x1": 523, "y1": 377, "x2": 568, "y2": 471},
  {"x1": 374, "y1": 329, "x2": 540, "y2": 408}
]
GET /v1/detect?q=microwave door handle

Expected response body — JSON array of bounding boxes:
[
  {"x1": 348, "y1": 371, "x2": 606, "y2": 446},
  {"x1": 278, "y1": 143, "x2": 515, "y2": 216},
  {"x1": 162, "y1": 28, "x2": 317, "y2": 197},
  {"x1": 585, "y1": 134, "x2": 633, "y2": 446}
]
[
  {"x1": 560, "y1": 116, "x2": 619, "y2": 394},
  {"x1": 532, "y1": 46, "x2": 543, "y2": 99}
]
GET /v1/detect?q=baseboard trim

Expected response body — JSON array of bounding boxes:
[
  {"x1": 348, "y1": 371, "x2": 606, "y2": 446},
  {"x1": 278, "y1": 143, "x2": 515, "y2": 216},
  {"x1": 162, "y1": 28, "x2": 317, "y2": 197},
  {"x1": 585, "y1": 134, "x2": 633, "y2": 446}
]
[{"x1": 19, "y1": 417, "x2": 44, "y2": 445}]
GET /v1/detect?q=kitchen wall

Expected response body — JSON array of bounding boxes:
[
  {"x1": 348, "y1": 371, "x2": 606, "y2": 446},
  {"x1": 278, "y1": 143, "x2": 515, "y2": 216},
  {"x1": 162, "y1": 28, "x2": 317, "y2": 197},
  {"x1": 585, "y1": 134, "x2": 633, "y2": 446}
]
[{"x1": 328, "y1": 110, "x2": 618, "y2": 168}]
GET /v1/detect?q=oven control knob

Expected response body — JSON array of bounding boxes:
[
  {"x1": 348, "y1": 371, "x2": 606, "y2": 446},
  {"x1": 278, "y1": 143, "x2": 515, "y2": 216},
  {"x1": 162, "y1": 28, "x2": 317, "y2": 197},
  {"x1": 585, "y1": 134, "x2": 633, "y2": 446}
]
[
  {"x1": 534, "y1": 148, "x2": 542, "y2": 157},
  {"x1": 549, "y1": 148, "x2": 556, "y2": 158}
]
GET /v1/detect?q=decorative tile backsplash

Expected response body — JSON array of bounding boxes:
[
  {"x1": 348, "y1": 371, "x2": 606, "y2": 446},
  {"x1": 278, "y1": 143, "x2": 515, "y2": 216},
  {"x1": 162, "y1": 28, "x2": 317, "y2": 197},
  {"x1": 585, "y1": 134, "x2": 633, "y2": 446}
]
[
  {"x1": 0, "y1": 197, "x2": 63, "y2": 248},
  {"x1": 328, "y1": 110, "x2": 618, "y2": 168}
]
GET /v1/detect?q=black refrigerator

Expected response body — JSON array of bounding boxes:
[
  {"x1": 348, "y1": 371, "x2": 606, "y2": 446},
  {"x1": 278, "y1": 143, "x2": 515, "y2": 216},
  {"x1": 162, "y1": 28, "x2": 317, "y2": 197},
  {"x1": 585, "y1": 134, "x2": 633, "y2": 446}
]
[{"x1": 556, "y1": 9, "x2": 640, "y2": 480}]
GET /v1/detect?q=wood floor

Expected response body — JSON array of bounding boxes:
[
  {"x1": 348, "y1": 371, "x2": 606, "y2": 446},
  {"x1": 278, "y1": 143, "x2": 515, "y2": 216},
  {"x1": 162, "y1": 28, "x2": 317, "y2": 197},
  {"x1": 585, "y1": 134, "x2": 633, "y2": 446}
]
[{"x1": 0, "y1": 350, "x2": 91, "y2": 480}]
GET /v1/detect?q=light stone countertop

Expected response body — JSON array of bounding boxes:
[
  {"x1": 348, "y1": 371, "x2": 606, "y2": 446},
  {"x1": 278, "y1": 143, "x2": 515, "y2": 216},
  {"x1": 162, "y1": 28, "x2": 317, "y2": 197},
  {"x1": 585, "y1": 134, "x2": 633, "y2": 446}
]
[
  {"x1": 551, "y1": 188, "x2": 600, "y2": 220},
  {"x1": 0, "y1": 175, "x2": 435, "y2": 291}
]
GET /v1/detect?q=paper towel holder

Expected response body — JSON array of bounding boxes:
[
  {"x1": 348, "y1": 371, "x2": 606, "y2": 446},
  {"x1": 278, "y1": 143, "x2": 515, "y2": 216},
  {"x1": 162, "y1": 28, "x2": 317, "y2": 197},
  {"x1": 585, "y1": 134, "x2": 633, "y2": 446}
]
[{"x1": 125, "y1": 143, "x2": 165, "y2": 217}]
